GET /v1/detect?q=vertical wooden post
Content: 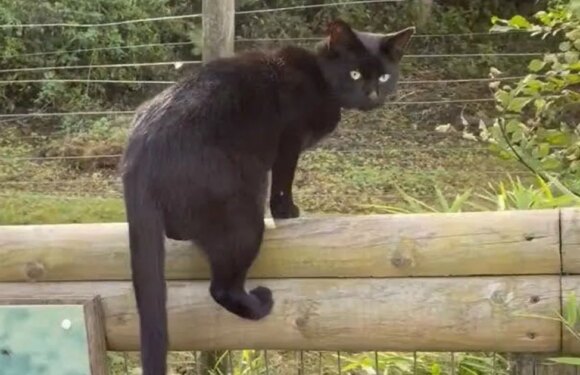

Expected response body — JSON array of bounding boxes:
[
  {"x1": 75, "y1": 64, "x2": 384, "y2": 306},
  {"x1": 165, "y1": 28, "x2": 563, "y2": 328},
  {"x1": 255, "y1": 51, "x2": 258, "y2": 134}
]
[
  {"x1": 510, "y1": 354, "x2": 578, "y2": 375},
  {"x1": 201, "y1": 0, "x2": 275, "y2": 226},
  {"x1": 202, "y1": 0, "x2": 235, "y2": 63},
  {"x1": 199, "y1": 5, "x2": 235, "y2": 372},
  {"x1": 415, "y1": 0, "x2": 433, "y2": 28}
]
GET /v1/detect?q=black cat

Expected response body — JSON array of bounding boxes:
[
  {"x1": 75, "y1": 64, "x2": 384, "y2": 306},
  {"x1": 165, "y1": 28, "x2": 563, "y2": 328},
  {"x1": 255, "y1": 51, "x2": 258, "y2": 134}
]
[{"x1": 120, "y1": 19, "x2": 414, "y2": 375}]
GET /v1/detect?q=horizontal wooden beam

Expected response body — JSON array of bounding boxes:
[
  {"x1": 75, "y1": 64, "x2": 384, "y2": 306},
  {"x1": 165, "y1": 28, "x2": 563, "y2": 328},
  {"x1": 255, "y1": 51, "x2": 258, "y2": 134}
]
[
  {"x1": 0, "y1": 209, "x2": 561, "y2": 282},
  {"x1": 0, "y1": 276, "x2": 560, "y2": 352}
]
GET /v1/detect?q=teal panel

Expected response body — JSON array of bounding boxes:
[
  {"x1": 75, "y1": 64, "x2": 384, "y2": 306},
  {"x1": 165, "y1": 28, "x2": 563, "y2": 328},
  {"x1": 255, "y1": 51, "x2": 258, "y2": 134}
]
[{"x1": 0, "y1": 305, "x2": 91, "y2": 375}]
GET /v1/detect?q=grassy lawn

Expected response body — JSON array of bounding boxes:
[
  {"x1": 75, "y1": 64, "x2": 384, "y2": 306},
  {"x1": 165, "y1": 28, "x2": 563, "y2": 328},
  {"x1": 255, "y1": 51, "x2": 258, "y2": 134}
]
[{"x1": 0, "y1": 106, "x2": 531, "y2": 225}]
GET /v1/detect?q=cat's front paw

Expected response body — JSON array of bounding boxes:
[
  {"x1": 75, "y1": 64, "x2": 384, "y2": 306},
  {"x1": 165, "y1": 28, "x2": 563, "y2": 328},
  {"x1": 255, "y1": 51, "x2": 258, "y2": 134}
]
[{"x1": 270, "y1": 197, "x2": 300, "y2": 219}]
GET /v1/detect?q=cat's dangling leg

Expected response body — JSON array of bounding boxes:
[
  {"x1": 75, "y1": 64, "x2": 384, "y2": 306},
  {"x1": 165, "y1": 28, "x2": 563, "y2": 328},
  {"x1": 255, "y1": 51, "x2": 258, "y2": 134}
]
[{"x1": 196, "y1": 198, "x2": 273, "y2": 320}]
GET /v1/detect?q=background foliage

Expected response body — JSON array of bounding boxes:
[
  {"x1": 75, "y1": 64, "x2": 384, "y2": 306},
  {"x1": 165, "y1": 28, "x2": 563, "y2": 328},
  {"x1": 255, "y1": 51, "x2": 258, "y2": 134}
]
[{"x1": 477, "y1": 0, "x2": 580, "y2": 192}]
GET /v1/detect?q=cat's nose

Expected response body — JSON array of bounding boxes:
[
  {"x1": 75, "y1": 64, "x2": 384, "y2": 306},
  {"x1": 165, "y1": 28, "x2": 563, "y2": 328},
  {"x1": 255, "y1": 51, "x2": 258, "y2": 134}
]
[{"x1": 368, "y1": 90, "x2": 378, "y2": 101}]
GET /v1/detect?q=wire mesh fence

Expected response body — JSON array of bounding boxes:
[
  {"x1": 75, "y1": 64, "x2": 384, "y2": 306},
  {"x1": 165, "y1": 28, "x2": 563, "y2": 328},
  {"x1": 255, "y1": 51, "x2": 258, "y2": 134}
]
[
  {"x1": 107, "y1": 350, "x2": 510, "y2": 375},
  {"x1": 105, "y1": 350, "x2": 580, "y2": 375}
]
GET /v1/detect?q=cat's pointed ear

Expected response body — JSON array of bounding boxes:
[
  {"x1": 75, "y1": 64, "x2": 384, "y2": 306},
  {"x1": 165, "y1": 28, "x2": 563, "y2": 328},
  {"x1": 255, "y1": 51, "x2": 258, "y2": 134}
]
[
  {"x1": 380, "y1": 26, "x2": 415, "y2": 61},
  {"x1": 325, "y1": 19, "x2": 361, "y2": 52}
]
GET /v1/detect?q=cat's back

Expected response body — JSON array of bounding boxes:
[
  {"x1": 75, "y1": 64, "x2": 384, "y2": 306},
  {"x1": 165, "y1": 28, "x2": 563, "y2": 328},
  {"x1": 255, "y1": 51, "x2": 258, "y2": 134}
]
[{"x1": 130, "y1": 50, "x2": 288, "y2": 138}]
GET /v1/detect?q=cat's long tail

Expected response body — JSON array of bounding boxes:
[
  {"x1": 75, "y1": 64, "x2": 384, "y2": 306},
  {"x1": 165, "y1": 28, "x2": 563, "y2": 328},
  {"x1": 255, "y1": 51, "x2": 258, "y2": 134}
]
[{"x1": 123, "y1": 182, "x2": 168, "y2": 375}]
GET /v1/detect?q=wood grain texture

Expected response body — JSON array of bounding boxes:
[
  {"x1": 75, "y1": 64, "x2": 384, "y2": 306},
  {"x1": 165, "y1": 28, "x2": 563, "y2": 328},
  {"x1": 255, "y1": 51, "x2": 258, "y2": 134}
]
[
  {"x1": 0, "y1": 276, "x2": 561, "y2": 352},
  {"x1": 0, "y1": 210, "x2": 561, "y2": 282},
  {"x1": 560, "y1": 208, "x2": 580, "y2": 274},
  {"x1": 510, "y1": 354, "x2": 578, "y2": 375},
  {"x1": 84, "y1": 297, "x2": 108, "y2": 375},
  {"x1": 202, "y1": 0, "x2": 235, "y2": 63}
]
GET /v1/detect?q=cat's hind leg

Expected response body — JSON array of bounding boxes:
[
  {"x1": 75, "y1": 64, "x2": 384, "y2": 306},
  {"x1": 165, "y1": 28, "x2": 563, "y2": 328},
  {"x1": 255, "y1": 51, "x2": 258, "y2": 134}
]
[{"x1": 194, "y1": 198, "x2": 273, "y2": 320}]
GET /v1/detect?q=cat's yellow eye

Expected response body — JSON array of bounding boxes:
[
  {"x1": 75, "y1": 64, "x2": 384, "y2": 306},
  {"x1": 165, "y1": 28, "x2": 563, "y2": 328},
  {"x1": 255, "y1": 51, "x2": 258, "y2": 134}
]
[
  {"x1": 350, "y1": 70, "x2": 362, "y2": 80},
  {"x1": 379, "y1": 73, "x2": 391, "y2": 83}
]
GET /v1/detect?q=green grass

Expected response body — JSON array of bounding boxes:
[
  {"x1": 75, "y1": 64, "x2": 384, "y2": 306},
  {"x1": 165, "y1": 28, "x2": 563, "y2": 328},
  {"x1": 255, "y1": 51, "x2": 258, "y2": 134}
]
[
  {"x1": 0, "y1": 191, "x2": 125, "y2": 224},
  {"x1": 2, "y1": 106, "x2": 532, "y2": 221}
]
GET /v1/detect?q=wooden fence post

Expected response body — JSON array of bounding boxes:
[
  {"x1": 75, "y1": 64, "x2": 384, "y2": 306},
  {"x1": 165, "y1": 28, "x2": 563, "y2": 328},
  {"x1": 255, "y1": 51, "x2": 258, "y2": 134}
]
[
  {"x1": 510, "y1": 354, "x2": 578, "y2": 375},
  {"x1": 200, "y1": 4, "x2": 235, "y2": 373},
  {"x1": 202, "y1": 0, "x2": 235, "y2": 63},
  {"x1": 201, "y1": 0, "x2": 276, "y2": 229},
  {"x1": 415, "y1": 0, "x2": 433, "y2": 28}
]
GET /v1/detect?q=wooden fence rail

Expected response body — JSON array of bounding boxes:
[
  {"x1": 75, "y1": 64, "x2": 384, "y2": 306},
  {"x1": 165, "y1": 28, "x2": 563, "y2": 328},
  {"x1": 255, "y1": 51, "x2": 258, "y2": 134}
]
[{"x1": 1, "y1": 208, "x2": 580, "y2": 355}]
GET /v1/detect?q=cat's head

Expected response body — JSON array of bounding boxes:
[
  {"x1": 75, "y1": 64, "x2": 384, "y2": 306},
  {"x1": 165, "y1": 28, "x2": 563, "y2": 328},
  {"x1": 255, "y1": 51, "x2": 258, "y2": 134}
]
[{"x1": 316, "y1": 19, "x2": 415, "y2": 111}]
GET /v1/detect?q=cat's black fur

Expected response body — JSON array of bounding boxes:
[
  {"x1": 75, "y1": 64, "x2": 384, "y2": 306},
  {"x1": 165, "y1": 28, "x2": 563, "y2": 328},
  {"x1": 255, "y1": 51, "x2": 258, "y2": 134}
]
[{"x1": 120, "y1": 19, "x2": 414, "y2": 375}]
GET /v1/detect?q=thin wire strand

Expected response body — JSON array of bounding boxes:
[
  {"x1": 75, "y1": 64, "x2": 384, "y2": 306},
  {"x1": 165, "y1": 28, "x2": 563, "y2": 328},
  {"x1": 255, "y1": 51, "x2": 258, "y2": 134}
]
[
  {"x1": 0, "y1": 13, "x2": 202, "y2": 29},
  {"x1": 228, "y1": 351, "x2": 234, "y2": 375},
  {"x1": 9, "y1": 32, "x2": 534, "y2": 60},
  {"x1": 122, "y1": 353, "x2": 129, "y2": 375},
  {"x1": 0, "y1": 186, "x2": 538, "y2": 202},
  {"x1": 7, "y1": 129, "x2": 494, "y2": 141},
  {"x1": 1, "y1": 146, "x2": 499, "y2": 162},
  {"x1": 0, "y1": 74, "x2": 533, "y2": 86},
  {"x1": 195, "y1": 351, "x2": 201, "y2": 375},
  {"x1": 5, "y1": 22, "x2": 554, "y2": 61},
  {"x1": 451, "y1": 353, "x2": 456, "y2": 375},
  {"x1": 0, "y1": 60, "x2": 201, "y2": 74},
  {"x1": 16, "y1": 41, "x2": 195, "y2": 59},
  {"x1": 237, "y1": 30, "x2": 529, "y2": 42},
  {"x1": 0, "y1": 78, "x2": 176, "y2": 85},
  {"x1": 236, "y1": 0, "x2": 403, "y2": 15},
  {"x1": 405, "y1": 52, "x2": 544, "y2": 58},
  {"x1": 0, "y1": 110, "x2": 134, "y2": 119},
  {"x1": 0, "y1": 0, "x2": 402, "y2": 29},
  {"x1": 0, "y1": 51, "x2": 547, "y2": 74},
  {"x1": 0, "y1": 191, "x2": 420, "y2": 201},
  {"x1": 0, "y1": 169, "x2": 530, "y2": 183},
  {"x1": 0, "y1": 97, "x2": 496, "y2": 120}
]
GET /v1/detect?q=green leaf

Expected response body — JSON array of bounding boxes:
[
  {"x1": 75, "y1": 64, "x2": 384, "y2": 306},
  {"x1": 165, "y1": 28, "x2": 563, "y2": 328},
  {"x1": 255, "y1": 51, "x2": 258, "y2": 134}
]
[
  {"x1": 507, "y1": 97, "x2": 532, "y2": 112},
  {"x1": 538, "y1": 143, "x2": 550, "y2": 158},
  {"x1": 506, "y1": 119, "x2": 523, "y2": 133},
  {"x1": 509, "y1": 15, "x2": 531, "y2": 29},
  {"x1": 547, "y1": 357, "x2": 580, "y2": 366},
  {"x1": 529, "y1": 59, "x2": 546, "y2": 72},
  {"x1": 490, "y1": 15, "x2": 501, "y2": 24},
  {"x1": 564, "y1": 293, "x2": 578, "y2": 327},
  {"x1": 512, "y1": 128, "x2": 525, "y2": 142},
  {"x1": 541, "y1": 157, "x2": 563, "y2": 170},
  {"x1": 570, "y1": 0, "x2": 580, "y2": 18},
  {"x1": 430, "y1": 363, "x2": 442, "y2": 375},
  {"x1": 565, "y1": 51, "x2": 579, "y2": 64},
  {"x1": 545, "y1": 131, "x2": 572, "y2": 146},
  {"x1": 534, "y1": 98, "x2": 547, "y2": 113},
  {"x1": 560, "y1": 41, "x2": 572, "y2": 52}
]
